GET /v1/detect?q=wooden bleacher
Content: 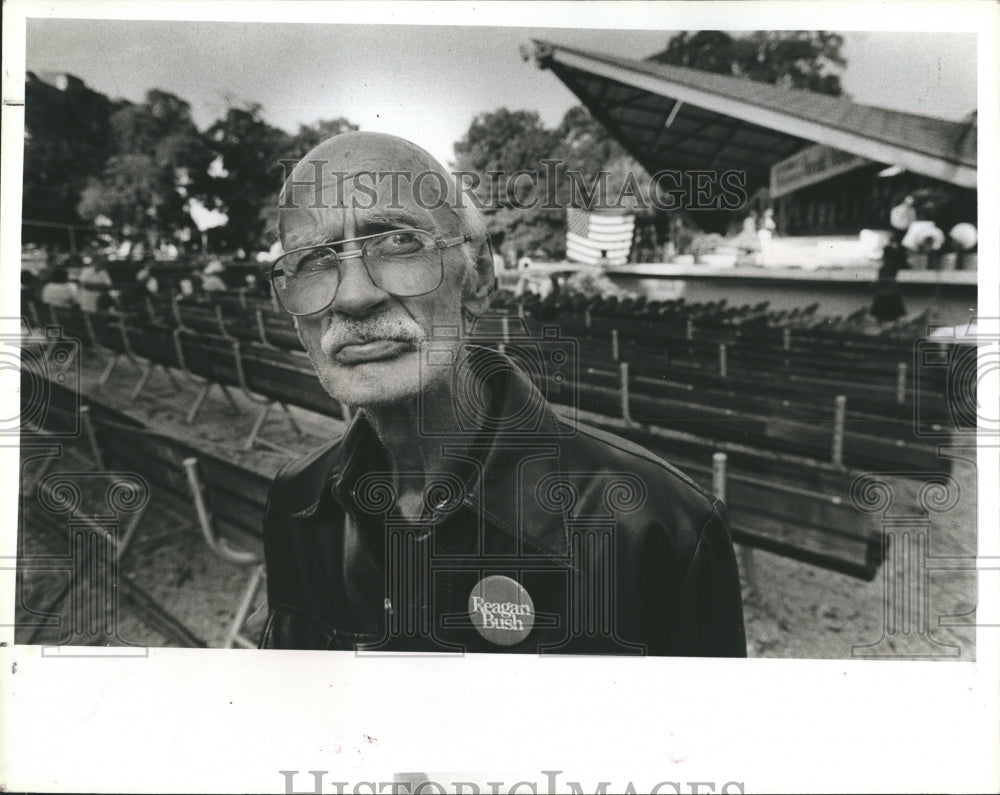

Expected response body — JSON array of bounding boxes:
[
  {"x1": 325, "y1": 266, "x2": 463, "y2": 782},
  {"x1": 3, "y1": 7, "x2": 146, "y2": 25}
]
[{"x1": 24, "y1": 283, "x2": 976, "y2": 584}]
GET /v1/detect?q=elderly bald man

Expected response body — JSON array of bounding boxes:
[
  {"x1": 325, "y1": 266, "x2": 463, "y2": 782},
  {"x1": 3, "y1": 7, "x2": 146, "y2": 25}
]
[{"x1": 259, "y1": 132, "x2": 746, "y2": 656}]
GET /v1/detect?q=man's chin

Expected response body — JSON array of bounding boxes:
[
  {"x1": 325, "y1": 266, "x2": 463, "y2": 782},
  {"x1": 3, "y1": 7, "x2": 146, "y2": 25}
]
[{"x1": 318, "y1": 352, "x2": 426, "y2": 408}]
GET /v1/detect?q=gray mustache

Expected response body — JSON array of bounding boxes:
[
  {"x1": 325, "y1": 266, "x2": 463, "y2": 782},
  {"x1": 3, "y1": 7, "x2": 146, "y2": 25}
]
[{"x1": 320, "y1": 316, "x2": 426, "y2": 355}]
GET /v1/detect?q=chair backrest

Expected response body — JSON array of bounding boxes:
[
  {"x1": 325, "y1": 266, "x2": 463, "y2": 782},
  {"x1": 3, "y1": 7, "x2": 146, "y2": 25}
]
[
  {"x1": 21, "y1": 369, "x2": 85, "y2": 437},
  {"x1": 122, "y1": 321, "x2": 181, "y2": 368},
  {"x1": 256, "y1": 308, "x2": 303, "y2": 351},
  {"x1": 239, "y1": 343, "x2": 344, "y2": 418},
  {"x1": 175, "y1": 299, "x2": 224, "y2": 336},
  {"x1": 194, "y1": 450, "x2": 271, "y2": 540},
  {"x1": 175, "y1": 331, "x2": 241, "y2": 387}
]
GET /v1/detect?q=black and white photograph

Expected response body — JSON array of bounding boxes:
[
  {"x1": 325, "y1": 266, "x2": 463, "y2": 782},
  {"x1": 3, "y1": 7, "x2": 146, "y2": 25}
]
[{"x1": 2, "y1": 1, "x2": 997, "y2": 792}]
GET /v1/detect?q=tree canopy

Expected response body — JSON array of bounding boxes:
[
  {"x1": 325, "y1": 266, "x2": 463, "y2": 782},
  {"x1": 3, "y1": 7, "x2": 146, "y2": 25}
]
[
  {"x1": 649, "y1": 30, "x2": 847, "y2": 97},
  {"x1": 23, "y1": 73, "x2": 118, "y2": 237},
  {"x1": 25, "y1": 71, "x2": 366, "y2": 252}
]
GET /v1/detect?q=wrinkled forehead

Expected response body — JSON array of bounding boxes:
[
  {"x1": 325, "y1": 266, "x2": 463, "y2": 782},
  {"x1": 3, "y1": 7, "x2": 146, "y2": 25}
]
[{"x1": 278, "y1": 133, "x2": 461, "y2": 249}]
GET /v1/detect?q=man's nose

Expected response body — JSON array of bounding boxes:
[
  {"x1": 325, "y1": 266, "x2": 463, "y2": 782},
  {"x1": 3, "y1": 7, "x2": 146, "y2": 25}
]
[{"x1": 330, "y1": 255, "x2": 390, "y2": 317}]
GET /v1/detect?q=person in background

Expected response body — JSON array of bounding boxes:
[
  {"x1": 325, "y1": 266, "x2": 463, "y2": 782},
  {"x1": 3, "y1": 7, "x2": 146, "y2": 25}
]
[
  {"x1": 902, "y1": 220, "x2": 946, "y2": 270},
  {"x1": 21, "y1": 270, "x2": 40, "y2": 305},
  {"x1": 77, "y1": 258, "x2": 113, "y2": 313},
  {"x1": 872, "y1": 242, "x2": 907, "y2": 322},
  {"x1": 136, "y1": 266, "x2": 159, "y2": 296},
  {"x1": 201, "y1": 259, "x2": 227, "y2": 292},
  {"x1": 948, "y1": 223, "x2": 978, "y2": 271},
  {"x1": 889, "y1": 195, "x2": 917, "y2": 244},
  {"x1": 39, "y1": 268, "x2": 80, "y2": 308},
  {"x1": 759, "y1": 208, "x2": 776, "y2": 242}
]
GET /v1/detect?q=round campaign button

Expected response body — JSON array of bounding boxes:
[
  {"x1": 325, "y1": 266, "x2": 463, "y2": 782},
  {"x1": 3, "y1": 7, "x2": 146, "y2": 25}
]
[{"x1": 468, "y1": 575, "x2": 535, "y2": 646}]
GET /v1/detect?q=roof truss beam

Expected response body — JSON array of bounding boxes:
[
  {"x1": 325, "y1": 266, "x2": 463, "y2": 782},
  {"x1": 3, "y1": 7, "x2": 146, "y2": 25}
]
[{"x1": 545, "y1": 47, "x2": 977, "y2": 189}]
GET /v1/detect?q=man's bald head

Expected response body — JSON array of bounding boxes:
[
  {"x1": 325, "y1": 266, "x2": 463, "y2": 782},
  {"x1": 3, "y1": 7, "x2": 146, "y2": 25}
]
[{"x1": 278, "y1": 132, "x2": 489, "y2": 285}]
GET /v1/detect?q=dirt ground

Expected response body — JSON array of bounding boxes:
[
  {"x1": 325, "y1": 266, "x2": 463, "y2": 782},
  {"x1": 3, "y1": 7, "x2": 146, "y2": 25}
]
[{"x1": 17, "y1": 344, "x2": 978, "y2": 659}]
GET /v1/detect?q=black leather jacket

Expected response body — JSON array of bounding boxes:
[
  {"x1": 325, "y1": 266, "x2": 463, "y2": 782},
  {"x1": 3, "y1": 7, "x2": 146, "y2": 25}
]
[{"x1": 260, "y1": 348, "x2": 746, "y2": 656}]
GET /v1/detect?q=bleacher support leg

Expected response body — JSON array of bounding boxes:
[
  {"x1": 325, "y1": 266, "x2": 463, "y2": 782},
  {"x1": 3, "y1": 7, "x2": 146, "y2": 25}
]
[
  {"x1": 611, "y1": 329, "x2": 620, "y2": 362},
  {"x1": 218, "y1": 384, "x2": 242, "y2": 414},
  {"x1": 98, "y1": 355, "x2": 120, "y2": 387},
  {"x1": 185, "y1": 384, "x2": 212, "y2": 424},
  {"x1": 896, "y1": 362, "x2": 907, "y2": 404},
  {"x1": 162, "y1": 366, "x2": 181, "y2": 392},
  {"x1": 224, "y1": 563, "x2": 266, "y2": 649},
  {"x1": 832, "y1": 395, "x2": 847, "y2": 466},
  {"x1": 130, "y1": 365, "x2": 155, "y2": 400},
  {"x1": 713, "y1": 451, "x2": 759, "y2": 597},
  {"x1": 244, "y1": 403, "x2": 272, "y2": 451},
  {"x1": 27, "y1": 300, "x2": 42, "y2": 330},
  {"x1": 113, "y1": 506, "x2": 149, "y2": 563},
  {"x1": 718, "y1": 343, "x2": 728, "y2": 377},
  {"x1": 80, "y1": 406, "x2": 105, "y2": 469},
  {"x1": 182, "y1": 458, "x2": 260, "y2": 567},
  {"x1": 619, "y1": 362, "x2": 632, "y2": 424},
  {"x1": 279, "y1": 402, "x2": 305, "y2": 439},
  {"x1": 255, "y1": 309, "x2": 277, "y2": 349},
  {"x1": 182, "y1": 457, "x2": 265, "y2": 647}
]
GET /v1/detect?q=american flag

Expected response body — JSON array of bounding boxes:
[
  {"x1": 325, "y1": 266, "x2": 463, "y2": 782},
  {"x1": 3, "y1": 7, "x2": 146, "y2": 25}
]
[{"x1": 565, "y1": 208, "x2": 635, "y2": 266}]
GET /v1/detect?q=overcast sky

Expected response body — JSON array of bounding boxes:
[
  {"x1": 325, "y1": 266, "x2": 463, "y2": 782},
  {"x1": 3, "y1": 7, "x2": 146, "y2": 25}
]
[{"x1": 24, "y1": 21, "x2": 979, "y2": 167}]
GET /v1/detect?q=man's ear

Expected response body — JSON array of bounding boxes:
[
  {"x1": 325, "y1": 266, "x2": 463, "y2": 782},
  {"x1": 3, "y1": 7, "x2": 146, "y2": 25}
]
[{"x1": 461, "y1": 239, "x2": 496, "y2": 317}]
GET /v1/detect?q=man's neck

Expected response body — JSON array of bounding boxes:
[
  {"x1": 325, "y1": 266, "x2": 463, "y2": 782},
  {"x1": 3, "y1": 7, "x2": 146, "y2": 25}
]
[{"x1": 363, "y1": 366, "x2": 493, "y2": 521}]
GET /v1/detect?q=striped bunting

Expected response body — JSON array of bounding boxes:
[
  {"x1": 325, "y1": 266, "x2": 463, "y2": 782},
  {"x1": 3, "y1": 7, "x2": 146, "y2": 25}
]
[{"x1": 565, "y1": 207, "x2": 635, "y2": 266}]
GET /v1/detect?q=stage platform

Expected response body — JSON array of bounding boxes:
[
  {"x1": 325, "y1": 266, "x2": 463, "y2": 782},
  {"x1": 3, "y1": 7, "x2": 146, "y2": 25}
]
[{"x1": 505, "y1": 261, "x2": 977, "y2": 328}]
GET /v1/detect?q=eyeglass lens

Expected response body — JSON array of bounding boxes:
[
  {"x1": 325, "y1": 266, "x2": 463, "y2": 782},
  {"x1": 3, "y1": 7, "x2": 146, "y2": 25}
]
[{"x1": 273, "y1": 230, "x2": 443, "y2": 314}]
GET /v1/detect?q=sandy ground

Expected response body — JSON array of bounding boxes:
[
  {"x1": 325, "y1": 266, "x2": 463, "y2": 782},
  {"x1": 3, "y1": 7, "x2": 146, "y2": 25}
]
[{"x1": 16, "y1": 343, "x2": 978, "y2": 659}]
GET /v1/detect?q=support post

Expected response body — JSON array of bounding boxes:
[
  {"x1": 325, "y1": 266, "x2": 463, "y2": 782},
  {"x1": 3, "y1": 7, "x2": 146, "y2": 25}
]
[
  {"x1": 611, "y1": 328, "x2": 620, "y2": 362},
  {"x1": 129, "y1": 366, "x2": 154, "y2": 401},
  {"x1": 686, "y1": 318, "x2": 693, "y2": 340},
  {"x1": 832, "y1": 395, "x2": 847, "y2": 466},
  {"x1": 182, "y1": 458, "x2": 259, "y2": 566},
  {"x1": 279, "y1": 402, "x2": 304, "y2": 439},
  {"x1": 185, "y1": 384, "x2": 212, "y2": 424},
  {"x1": 500, "y1": 315, "x2": 510, "y2": 344},
  {"x1": 713, "y1": 452, "x2": 758, "y2": 595},
  {"x1": 783, "y1": 327, "x2": 791, "y2": 351},
  {"x1": 215, "y1": 304, "x2": 232, "y2": 339},
  {"x1": 218, "y1": 384, "x2": 242, "y2": 414},
  {"x1": 224, "y1": 563, "x2": 266, "y2": 649},
  {"x1": 244, "y1": 404, "x2": 272, "y2": 451},
  {"x1": 718, "y1": 343, "x2": 728, "y2": 377},
  {"x1": 896, "y1": 362, "x2": 908, "y2": 405},
  {"x1": 98, "y1": 355, "x2": 120, "y2": 387},
  {"x1": 619, "y1": 362, "x2": 632, "y2": 423},
  {"x1": 80, "y1": 406, "x2": 104, "y2": 469}
]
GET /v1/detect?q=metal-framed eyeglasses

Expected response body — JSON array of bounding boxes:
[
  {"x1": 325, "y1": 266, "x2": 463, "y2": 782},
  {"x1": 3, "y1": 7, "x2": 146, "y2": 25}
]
[{"x1": 270, "y1": 228, "x2": 475, "y2": 316}]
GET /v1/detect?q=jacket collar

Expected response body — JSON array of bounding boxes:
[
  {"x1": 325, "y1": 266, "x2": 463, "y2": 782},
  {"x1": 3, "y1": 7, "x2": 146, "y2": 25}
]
[{"x1": 280, "y1": 345, "x2": 575, "y2": 566}]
